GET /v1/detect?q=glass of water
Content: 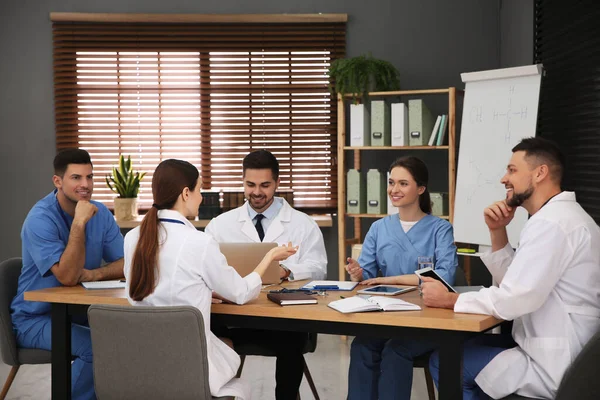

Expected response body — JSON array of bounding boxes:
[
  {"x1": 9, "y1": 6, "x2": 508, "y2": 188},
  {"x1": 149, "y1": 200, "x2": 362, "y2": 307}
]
[{"x1": 417, "y1": 256, "x2": 434, "y2": 295}]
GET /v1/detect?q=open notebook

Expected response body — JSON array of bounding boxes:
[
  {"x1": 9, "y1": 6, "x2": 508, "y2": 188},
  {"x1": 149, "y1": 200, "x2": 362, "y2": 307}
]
[{"x1": 328, "y1": 296, "x2": 421, "y2": 314}]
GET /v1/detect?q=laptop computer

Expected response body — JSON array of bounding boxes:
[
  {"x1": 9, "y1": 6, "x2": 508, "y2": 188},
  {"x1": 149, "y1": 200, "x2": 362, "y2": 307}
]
[{"x1": 218, "y1": 242, "x2": 281, "y2": 284}]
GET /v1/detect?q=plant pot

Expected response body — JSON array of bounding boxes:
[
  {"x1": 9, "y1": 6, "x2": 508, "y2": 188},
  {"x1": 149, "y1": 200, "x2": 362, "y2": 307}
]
[{"x1": 114, "y1": 198, "x2": 138, "y2": 221}]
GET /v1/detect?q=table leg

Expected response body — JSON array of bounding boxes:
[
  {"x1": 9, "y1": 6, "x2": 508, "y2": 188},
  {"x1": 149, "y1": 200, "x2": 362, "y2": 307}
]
[
  {"x1": 438, "y1": 333, "x2": 464, "y2": 400},
  {"x1": 51, "y1": 303, "x2": 71, "y2": 400}
]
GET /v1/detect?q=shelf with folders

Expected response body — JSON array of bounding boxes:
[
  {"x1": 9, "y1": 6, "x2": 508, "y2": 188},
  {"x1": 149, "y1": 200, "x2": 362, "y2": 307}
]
[{"x1": 336, "y1": 87, "x2": 461, "y2": 280}]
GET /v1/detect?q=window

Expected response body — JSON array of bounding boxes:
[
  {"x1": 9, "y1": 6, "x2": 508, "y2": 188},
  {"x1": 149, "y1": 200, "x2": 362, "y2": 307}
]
[{"x1": 52, "y1": 13, "x2": 347, "y2": 210}]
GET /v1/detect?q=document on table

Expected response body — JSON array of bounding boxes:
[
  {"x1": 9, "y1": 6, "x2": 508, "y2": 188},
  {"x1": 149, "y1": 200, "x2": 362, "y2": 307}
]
[
  {"x1": 301, "y1": 280, "x2": 359, "y2": 291},
  {"x1": 81, "y1": 280, "x2": 126, "y2": 290}
]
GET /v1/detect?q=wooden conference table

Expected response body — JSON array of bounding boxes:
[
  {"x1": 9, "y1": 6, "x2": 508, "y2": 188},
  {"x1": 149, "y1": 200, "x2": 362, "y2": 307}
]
[{"x1": 24, "y1": 283, "x2": 502, "y2": 400}]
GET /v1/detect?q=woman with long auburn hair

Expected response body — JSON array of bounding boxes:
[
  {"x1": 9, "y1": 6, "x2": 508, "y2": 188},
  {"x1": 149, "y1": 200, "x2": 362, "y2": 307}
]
[{"x1": 123, "y1": 159, "x2": 297, "y2": 399}]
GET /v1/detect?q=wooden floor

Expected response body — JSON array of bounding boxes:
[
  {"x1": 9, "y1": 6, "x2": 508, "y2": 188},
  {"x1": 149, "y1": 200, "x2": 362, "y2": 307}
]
[{"x1": 0, "y1": 334, "x2": 435, "y2": 399}]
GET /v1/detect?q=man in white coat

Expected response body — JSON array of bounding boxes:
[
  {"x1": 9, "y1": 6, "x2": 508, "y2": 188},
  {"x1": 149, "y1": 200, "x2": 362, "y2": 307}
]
[
  {"x1": 422, "y1": 137, "x2": 600, "y2": 399},
  {"x1": 205, "y1": 149, "x2": 327, "y2": 399}
]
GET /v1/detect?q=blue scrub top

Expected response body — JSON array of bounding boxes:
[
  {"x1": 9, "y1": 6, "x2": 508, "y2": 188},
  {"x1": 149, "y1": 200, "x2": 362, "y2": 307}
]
[
  {"x1": 358, "y1": 214, "x2": 458, "y2": 284},
  {"x1": 11, "y1": 190, "x2": 124, "y2": 324}
]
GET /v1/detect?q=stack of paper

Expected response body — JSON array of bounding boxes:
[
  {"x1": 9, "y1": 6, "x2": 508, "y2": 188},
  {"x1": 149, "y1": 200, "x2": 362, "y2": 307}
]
[{"x1": 81, "y1": 280, "x2": 126, "y2": 290}]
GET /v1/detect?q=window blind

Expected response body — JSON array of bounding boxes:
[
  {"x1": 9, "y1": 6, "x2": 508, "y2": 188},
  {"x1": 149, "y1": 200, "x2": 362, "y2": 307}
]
[
  {"x1": 534, "y1": 0, "x2": 600, "y2": 221},
  {"x1": 52, "y1": 14, "x2": 346, "y2": 210}
]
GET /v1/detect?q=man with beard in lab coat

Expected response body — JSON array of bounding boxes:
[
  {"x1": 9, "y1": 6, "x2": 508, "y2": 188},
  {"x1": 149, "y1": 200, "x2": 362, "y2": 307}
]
[
  {"x1": 205, "y1": 149, "x2": 327, "y2": 399},
  {"x1": 422, "y1": 137, "x2": 600, "y2": 399}
]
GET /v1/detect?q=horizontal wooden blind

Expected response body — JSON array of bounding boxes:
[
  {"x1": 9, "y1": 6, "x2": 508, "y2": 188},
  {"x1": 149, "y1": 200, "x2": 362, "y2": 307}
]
[
  {"x1": 534, "y1": 0, "x2": 600, "y2": 222},
  {"x1": 52, "y1": 17, "x2": 346, "y2": 210}
]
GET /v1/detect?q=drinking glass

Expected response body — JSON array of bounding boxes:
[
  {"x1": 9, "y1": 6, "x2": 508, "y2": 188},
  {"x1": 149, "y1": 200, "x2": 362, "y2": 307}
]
[{"x1": 417, "y1": 256, "x2": 434, "y2": 295}]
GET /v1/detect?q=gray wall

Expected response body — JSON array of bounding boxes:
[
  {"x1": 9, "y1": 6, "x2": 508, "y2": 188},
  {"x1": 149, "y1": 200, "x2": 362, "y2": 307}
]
[
  {"x1": 500, "y1": 0, "x2": 534, "y2": 68},
  {"x1": 0, "y1": 0, "x2": 532, "y2": 280}
]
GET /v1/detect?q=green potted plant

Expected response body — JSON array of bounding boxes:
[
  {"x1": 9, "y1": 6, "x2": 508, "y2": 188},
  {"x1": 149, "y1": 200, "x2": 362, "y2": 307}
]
[
  {"x1": 329, "y1": 54, "x2": 401, "y2": 146},
  {"x1": 328, "y1": 54, "x2": 401, "y2": 104},
  {"x1": 105, "y1": 155, "x2": 146, "y2": 221}
]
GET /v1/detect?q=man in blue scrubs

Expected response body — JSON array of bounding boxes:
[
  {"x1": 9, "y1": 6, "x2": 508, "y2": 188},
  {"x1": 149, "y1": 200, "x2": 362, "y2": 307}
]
[{"x1": 11, "y1": 149, "x2": 125, "y2": 400}]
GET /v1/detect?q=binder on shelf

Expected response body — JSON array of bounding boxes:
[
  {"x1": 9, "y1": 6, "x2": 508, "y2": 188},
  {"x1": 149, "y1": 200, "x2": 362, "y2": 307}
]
[
  {"x1": 391, "y1": 103, "x2": 408, "y2": 146},
  {"x1": 436, "y1": 115, "x2": 448, "y2": 146},
  {"x1": 350, "y1": 104, "x2": 371, "y2": 147},
  {"x1": 366, "y1": 169, "x2": 387, "y2": 214},
  {"x1": 347, "y1": 169, "x2": 366, "y2": 213},
  {"x1": 428, "y1": 116, "x2": 442, "y2": 146},
  {"x1": 370, "y1": 100, "x2": 391, "y2": 146},
  {"x1": 408, "y1": 99, "x2": 435, "y2": 146},
  {"x1": 351, "y1": 244, "x2": 363, "y2": 261},
  {"x1": 430, "y1": 192, "x2": 449, "y2": 216}
]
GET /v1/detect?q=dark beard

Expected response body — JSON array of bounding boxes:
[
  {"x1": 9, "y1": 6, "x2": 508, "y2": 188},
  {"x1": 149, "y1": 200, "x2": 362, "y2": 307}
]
[
  {"x1": 249, "y1": 195, "x2": 274, "y2": 212},
  {"x1": 506, "y1": 186, "x2": 534, "y2": 207}
]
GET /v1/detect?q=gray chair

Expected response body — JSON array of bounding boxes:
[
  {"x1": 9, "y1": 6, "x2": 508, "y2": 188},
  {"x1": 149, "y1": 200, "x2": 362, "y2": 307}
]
[
  {"x1": 0, "y1": 257, "x2": 52, "y2": 400},
  {"x1": 88, "y1": 304, "x2": 233, "y2": 400},
  {"x1": 235, "y1": 332, "x2": 320, "y2": 400},
  {"x1": 500, "y1": 327, "x2": 600, "y2": 400}
]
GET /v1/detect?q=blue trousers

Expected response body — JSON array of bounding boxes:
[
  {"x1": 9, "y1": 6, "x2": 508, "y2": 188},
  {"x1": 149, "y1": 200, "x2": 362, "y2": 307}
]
[
  {"x1": 348, "y1": 336, "x2": 437, "y2": 400},
  {"x1": 15, "y1": 315, "x2": 96, "y2": 400},
  {"x1": 429, "y1": 334, "x2": 517, "y2": 400}
]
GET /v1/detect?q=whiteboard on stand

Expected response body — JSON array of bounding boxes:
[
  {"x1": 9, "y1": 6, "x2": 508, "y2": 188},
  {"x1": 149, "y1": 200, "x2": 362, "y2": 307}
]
[{"x1": 453, "y1": 64, "x2": 543, "y2": 247}]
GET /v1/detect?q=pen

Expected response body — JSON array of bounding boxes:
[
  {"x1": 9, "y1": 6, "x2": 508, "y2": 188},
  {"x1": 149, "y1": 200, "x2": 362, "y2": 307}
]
[{"x1": 313, "y1": 285, "x2": 339, "y2": 290}]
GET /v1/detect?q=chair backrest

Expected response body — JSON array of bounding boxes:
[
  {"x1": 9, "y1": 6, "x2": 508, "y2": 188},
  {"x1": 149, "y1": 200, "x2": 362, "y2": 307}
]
[
  {"x1": 304, "y1": 332, "x2": 318, "y2": 353},
  {"x1": 88, "y1": 305, "x2": 213, "y2": 400},
  {"x1": 454, "y1": 266, "x2": 468, "y2": 286},
  {"x1": 0, "y1": 258, "x2": 22, "y2": 366},
  {"x1": 555, "y1": 328, "x2": 600, "y2": 400}
]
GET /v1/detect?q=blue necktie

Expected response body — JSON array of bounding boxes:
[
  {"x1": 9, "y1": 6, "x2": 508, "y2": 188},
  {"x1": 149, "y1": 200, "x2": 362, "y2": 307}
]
[{"x1": 254, "y1": 214, "x2": 265, "y2": 242}]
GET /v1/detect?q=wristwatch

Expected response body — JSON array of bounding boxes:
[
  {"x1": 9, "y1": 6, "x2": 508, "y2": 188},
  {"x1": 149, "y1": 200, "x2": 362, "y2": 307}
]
[{"x1": 280, "y1": 264, "x2": 292, "y2": 280}]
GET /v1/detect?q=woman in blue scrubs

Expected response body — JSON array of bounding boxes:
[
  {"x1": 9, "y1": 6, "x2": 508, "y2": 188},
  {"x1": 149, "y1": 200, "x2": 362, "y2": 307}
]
[{"x1": 346, "y1": 156, "x2": 458, "y2": 400}]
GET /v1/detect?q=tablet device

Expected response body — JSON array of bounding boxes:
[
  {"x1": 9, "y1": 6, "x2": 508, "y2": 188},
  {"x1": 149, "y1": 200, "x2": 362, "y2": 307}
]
[
  {"x1": 414, "y1": 267, "x2": 457, "y2": 293},
  {"x1": 356, "y1": 285, "x2": 417, "y2": 296}
]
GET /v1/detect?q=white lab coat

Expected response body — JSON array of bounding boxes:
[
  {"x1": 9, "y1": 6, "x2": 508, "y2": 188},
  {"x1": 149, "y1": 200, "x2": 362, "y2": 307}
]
[
  {"x1": 205, "y1": 198, "x2": 327, "y2": 281},
  {"x1": 123, "y1": 209, "x2": 261, "y2": 399},
  {"x1": 455, "y1": 192, "x2": 600, "y2": 399}
]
